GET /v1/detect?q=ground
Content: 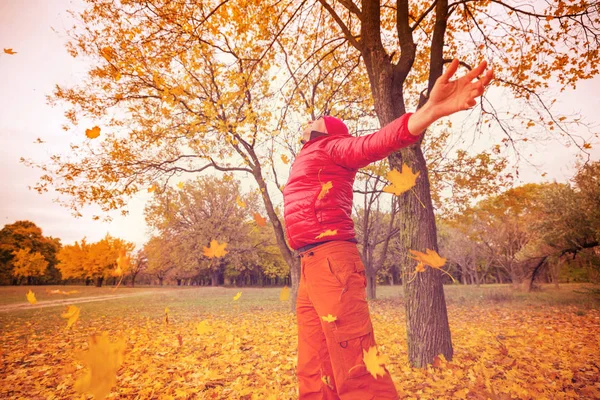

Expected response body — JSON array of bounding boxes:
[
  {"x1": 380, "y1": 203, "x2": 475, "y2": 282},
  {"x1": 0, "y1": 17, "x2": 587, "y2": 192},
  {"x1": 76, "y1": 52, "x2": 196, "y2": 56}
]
[{"x1": 0, "y1": 283, "x2": 599, "y2": 399}]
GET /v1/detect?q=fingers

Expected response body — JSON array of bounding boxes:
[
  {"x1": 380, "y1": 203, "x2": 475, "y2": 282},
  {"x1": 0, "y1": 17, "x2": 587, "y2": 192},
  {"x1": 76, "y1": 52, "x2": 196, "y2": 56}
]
[
  {"x1": 465, "y1": 60, "x2": 488, "y2": 81},
  {"x1": 440, "y1": 58, "x2": 459, "y2": 84}
]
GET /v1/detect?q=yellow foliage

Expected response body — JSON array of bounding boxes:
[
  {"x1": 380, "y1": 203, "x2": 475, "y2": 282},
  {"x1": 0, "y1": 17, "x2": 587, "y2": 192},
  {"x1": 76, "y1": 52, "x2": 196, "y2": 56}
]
[
  {"x1": 315, "y1": 229, "x2": 337, "y2": 239},
  {"x1": 383, "y1": 163, "x2": 420, "y2": 196},
  {"x1": 203, "y1": 240, "x2": 228, "y2": 258},
  {"x1": 61, "y1": 305, "x2": 81, "y2": 329},
  {"x1": 363, "y1": 345, "x2": 390, "y2": 379}
]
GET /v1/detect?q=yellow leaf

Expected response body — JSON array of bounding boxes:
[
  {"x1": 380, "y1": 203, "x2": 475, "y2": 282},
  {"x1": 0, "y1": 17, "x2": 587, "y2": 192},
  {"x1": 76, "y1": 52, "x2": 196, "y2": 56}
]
[
  {"x1": 203, "y1": 240, "x2": 228, "y2": 258},
  {"x1": 26, "y1": 290, "x2": 37, "y2": 304},
  {"x1": 321, "y1": 314, "x2": 337, "y2": 323},
  {"x1": 408, "y1": 248, "x2": 447, "y2": 268},
  {"x1": 196, "y1": 320, "x2": 212, "y2": 335},
  {"x1": 148, "y1": 184, "x2": 157, "y2": 193},
  {"x1": 281, "y1": 154, "x2": 290, "y2": 164},
  {"x1": 254, "y1": 213, "x2": 267, "y2": 227},
  {"x1": 382, "y1": 163, "x2": 420, "y2": 196},
  {"x1": 3, "y1": 48, "x2": 17, "y2": 55},
  {"x1": 233, "y1": 291, "x2": 242, "y2": 301},
  {"x1": 177, "y1": 181, "x2": 185, "y2": 189},
  {"x1": 321, "y1": 375, "x2": 333, "y2": 389},
  {"x1": 363, "y1": 346, "x2": 389, "y2": 379},
  {"x1": 316, "y1": 229, "x2": 337, "y2": 239},
  {"x1": 74, "y1": 332, "x2": 126, "y2": 399},
  {"x1": 115, "y1": 249, "x2": 129, "y2": 276},
  {"x1": 62, "y1": 305, "x2": 81, "y2": 329},
  {"x1": 279, "y1": 286, "x2": 290, "y2": 301},
  {"x1": 318, "y1": 181, "x2": 333, "y2": 200},
  {"x1": 415, "y1": 262, "x2": 425, "y2": 273},
  {"x1": 236, "y1": 196, "x2": 246, "y2": 208},
  {"x1": 85, "y1": 126, "x2": 101, "y2": 139}
]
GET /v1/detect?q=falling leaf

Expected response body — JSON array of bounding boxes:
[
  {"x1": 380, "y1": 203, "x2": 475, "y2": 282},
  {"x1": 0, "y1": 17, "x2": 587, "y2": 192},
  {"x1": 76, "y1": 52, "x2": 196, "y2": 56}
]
[
  {"x1": 279, "y1": 286, "x2": 290, "y2": 301},
  {"x1": 203, "y1": 240, "x2": 228, "y2": 258},
  {"x1": 3, "y1": 48, "x2": 17, "y2": 55},
  {"x1": 415, "y1": 262, "x2": 426, "y2": 273},
  {"x1": 26, "y1": 290, "x2": 37, "y2": 304},
  {"x1": 583, "y1": 143, "x2": 592, "y2": 149},
  {"x1": 321, "y1": 375, "x2": 334, "y2": 390},
  {"x1": 177, "y1": 181, "x2": 185, "y2": 189},
  {"x1": 115, "y1": 249, "x2": 129, "y2": 276},
  {"x1": 321, "y1": 314, "x2": 337, "y2": 323},
  {"x1": 317, "y1": 181, "x2": 333, "y2": 200},
  {"x1": 233, "y1": 292, "x2": 242, "y2": 301},
  {"x1": 382, "y1": 163, "x2": 420, "y2": 196},
  {"x1": 281, "y1": 154, "x2": 290, "y2": 164},
  {"x1": 147, "y1": 184, "x2": 157, "y2": 193},
  {"x1": 196, "y1": 320, "x2": 212, "y2": 335},
  {"x1": 316, "y1": 229, "x2": 337, "y2": 239},
  {"x1": 363, "y1": 346, "x2": 389, "y2": 379},
  {"x1": 408, "y1": 248, "x2": 447, "y2": 268},
  {"x1": 236, "y1": 196, "x2": 246, "y2": 208},
  {"x1": 254, "y1": 213, "x2": 267, "y2": 227},
  {"x1": 74, "y1": 332, "x2": 126, "y2": 399},
  {"x1": 165, "y1": 307, "x2": 169, "y2": 325},
  {"x1": 62, "y1": 305, "x2": 81, "y2": 329},
  {"x1": 85, "y1": 126, "x2": 101, "y2": 139}
]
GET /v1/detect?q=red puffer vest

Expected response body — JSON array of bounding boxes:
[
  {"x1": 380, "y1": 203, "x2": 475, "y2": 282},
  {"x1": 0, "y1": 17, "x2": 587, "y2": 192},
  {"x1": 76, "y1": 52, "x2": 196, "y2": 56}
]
[{"x1": 283, "y1": 113, "x2": 422, "y2": 250}]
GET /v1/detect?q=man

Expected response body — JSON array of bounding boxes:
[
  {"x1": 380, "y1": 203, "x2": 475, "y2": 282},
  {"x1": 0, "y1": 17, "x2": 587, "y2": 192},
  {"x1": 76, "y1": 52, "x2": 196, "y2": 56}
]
[{"x1": 283, "y1": 59, "x2": 494, "y2": 399}]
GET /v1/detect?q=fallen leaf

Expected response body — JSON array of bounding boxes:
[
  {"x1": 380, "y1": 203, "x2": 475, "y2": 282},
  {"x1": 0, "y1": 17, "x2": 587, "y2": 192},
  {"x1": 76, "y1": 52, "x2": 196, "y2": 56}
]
[
  {"x1": 203, "y1": 240, "x2": 228, "y2": 258},
  {"x1": 321, "y1": 314, "x2": 337, "y2": 323},
  {"x1": 316, "y1": 229, "x2": 337, "y2": 239},
  {"x1": 61, "y1": 305, "x2": 81, "y2": 329},
  {"x1": 382, "y1": 163, "x2": 420, "y2": 196},
  {"x1": 85, "y1": 126, "x2": 101, "y2": 139},
  {"x1": 196, "y1": 320, "x2": 212, "y2": 335},
  {"x1": 26, "y1": 290, "x2": 37, "y2": 304}
]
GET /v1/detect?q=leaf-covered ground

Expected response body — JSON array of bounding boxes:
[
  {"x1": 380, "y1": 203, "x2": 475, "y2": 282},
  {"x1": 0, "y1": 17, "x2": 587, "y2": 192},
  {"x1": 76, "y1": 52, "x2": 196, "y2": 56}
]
[{"x1": 1, "y1": 284, "x2": 599, "y2": 399}]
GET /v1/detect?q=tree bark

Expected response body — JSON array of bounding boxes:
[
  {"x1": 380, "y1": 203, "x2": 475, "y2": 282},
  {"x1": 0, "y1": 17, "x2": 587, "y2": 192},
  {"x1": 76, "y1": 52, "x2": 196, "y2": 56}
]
[
  {"x1": 366, "y1": 269, "x2": 377, "y2": 299},
  {"x1": 95, "y1": 276, "x2": 103, "y2": 287}
]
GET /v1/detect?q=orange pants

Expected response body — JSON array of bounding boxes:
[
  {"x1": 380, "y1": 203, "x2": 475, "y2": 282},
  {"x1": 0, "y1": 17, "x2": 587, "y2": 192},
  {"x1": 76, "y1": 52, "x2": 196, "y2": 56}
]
[{"x1": 296, "y1": 241, "x2": 399, "y2": 400}]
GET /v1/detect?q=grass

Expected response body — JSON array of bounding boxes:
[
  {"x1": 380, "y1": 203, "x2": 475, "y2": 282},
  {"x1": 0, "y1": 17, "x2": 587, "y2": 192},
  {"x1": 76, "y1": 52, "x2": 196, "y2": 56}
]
[{"x1": 1, "y1": 283, "x2": 599, "y2": 399}]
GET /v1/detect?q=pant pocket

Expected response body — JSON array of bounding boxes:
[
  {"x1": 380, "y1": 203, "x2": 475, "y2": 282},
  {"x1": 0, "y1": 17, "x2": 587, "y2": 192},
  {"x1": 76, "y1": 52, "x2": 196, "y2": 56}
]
[
  {"x1": 332, "y1": 320, "x2": 374, "y2": 379},
  {"x1": 327, "y1": 257, "x2": 367, "y2": 289}
]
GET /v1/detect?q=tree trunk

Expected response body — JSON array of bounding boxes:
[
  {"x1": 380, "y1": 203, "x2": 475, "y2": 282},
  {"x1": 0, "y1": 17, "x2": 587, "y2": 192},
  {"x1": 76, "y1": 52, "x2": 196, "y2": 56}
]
[
  {"x1": 366, "y1": 269, "x2": 377, "y2": 300},
  {"x1": 158, "y1": 276, "x2": 164, "y2": 286},
  {"x1": 95, "y1": 276, "x2": 104, "y2": 287},
  {"x1": 130, "y1": 273, "x2": 137, "y2": 287},
  {"x1": 211, "y1": 270, "x2": 219, "y2": 287}
]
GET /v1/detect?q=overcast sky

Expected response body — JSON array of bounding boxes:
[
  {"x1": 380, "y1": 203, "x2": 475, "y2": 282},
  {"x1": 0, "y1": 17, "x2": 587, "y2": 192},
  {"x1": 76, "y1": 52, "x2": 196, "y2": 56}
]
[{"x1": 1, "y1": 0, "x2": 599, "y2": 249}]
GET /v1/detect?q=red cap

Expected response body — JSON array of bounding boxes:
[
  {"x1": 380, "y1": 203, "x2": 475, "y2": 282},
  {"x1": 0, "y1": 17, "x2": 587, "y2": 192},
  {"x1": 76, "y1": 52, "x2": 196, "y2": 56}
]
[{"x1": 323, "y1": 116, "x2": 350, "y2": 137}]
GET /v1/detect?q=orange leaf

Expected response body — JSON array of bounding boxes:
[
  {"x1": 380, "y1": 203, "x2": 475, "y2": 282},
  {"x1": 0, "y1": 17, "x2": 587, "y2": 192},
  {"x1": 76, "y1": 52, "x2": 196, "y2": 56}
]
[
  {"x1": 281, "y1": 154, "x2": 290, "y2": 164},
  {"x1": 316, "y1": 229, "x2": 337, "y2": 239},
  {"x1": 3, "y1": 48, "x2": 17, "y2": 55},
  {"x1": 26, "y1": 290, "x2": 37, "y2": 304},
  {"x1": 254, "y1": 213, "x2": 267, "y2": 227},
  {"x1": 382, "y1": 163, "x2": 420, "y2": 196},
  {"x1": 318, "y1": 181, "x2": 333, "y2": 200},
  {"x1": 236, "y1": 196, "x2": 246, "y2": 208},
  {"x1": 363, "y1": 346, "x2": 389, "y2": 379},
  {"x1": 85, "y1": 126, "x2": 101, "y2": 139},
  {"x1": 203, "y1": 240, "x2": 228, "y2": 258},
  {"x1": 61, "y1": 305, "x2": 81, "y2": 329},
  {"x1": 321, "y1": 314, "x2": 337, "y2": 323},
  {"x1": 408, "y1": 248, "x2": 446, "y2": 268}
]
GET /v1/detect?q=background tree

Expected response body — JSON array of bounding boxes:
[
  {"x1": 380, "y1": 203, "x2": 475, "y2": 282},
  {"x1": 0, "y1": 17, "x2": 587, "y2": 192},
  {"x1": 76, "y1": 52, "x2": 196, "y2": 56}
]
[
  {"x1": 10, "y1": 248, "x2": 49, "y2": 285},
  {"x1": 57, "y1": 234, "x2": 134, "y2": 287},
  {"x1": 0, "y1": 220, "x2": 61, "y2": 285}
]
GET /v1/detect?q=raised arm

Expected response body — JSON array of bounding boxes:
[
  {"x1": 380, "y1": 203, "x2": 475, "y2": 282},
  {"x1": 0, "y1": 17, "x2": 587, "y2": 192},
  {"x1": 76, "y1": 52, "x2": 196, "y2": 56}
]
[{"x1": 326, "y1": 113, "x2": 422, "y2": 169}]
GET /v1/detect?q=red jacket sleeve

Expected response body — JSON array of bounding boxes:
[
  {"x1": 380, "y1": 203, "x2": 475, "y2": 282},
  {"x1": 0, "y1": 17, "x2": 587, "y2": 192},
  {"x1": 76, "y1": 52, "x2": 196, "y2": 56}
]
[{"x1": 326, "y1": 113, "x2": 422, "y2": 169}]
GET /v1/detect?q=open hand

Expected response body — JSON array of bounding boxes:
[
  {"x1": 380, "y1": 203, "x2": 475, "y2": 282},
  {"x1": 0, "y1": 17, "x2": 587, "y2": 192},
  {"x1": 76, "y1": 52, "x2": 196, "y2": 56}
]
[{"x1": 427, "y1": 59, "x2": 494, "y2": 118}]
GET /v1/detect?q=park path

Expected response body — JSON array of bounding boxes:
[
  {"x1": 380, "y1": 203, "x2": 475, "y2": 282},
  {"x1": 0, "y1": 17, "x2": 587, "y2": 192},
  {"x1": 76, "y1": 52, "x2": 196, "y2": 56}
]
[{"x1": 0, "y1": 290, "x2": 159, "y2": 313}]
